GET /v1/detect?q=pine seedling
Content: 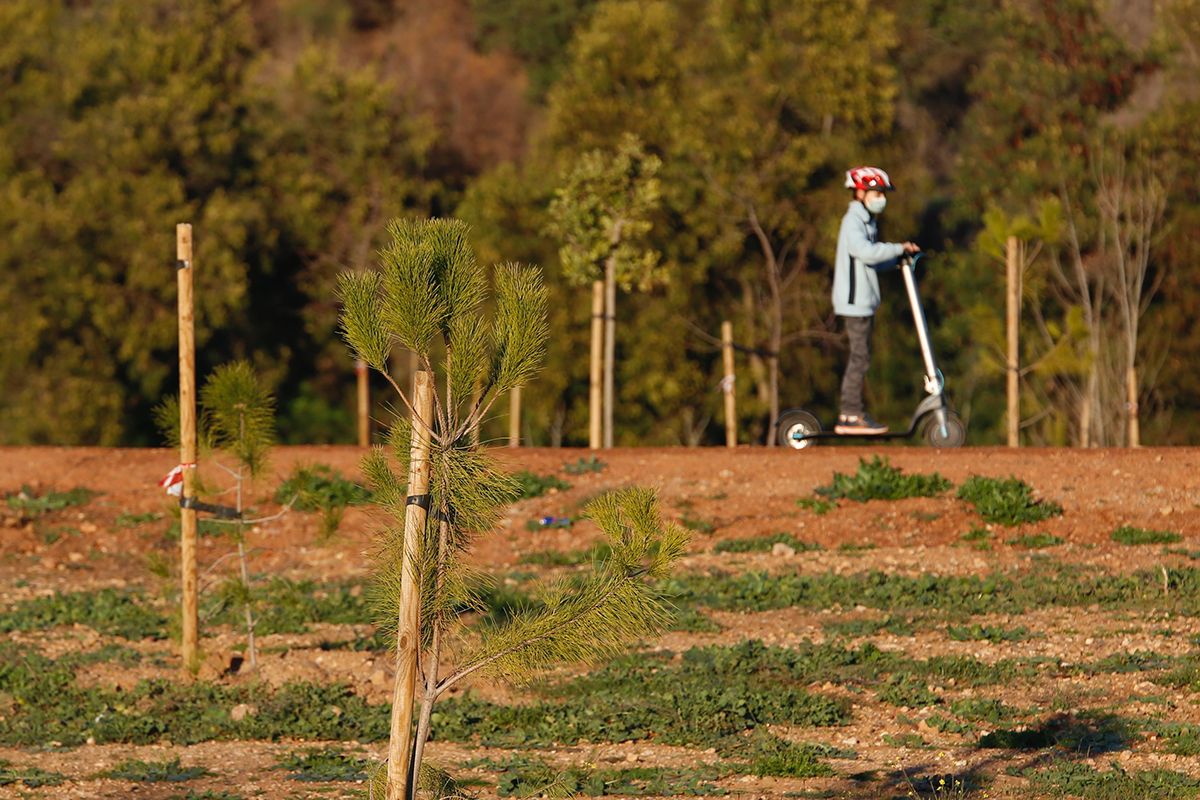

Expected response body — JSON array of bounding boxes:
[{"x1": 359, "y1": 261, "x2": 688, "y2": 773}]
[
  {"x1": 156, "y1": 361, "x2": 279, "y2": 670},
  {"x1": 200, "y1": 361, "x2": 276, "y2": 671},
  {"x1": 338, "y1": 218, "x2": 687, "y2": 800}
]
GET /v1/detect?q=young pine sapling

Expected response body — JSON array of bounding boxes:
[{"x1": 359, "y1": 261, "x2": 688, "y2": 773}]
[{"x1": 337, "y1": 218, "x2": 688, "y2": 800}]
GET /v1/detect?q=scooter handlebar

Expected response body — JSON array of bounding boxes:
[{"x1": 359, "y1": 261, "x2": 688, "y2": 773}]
[{"x1": 902, "y1": 252, "x2": 925, "y2": 269}]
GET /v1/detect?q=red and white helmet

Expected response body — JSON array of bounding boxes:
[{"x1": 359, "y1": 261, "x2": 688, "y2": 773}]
[{"x1": 844, "y1": 166, "x2": 895, "y2": 192}]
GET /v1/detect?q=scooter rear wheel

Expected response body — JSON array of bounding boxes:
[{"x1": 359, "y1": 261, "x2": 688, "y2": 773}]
[
  {"x1": 777, "y1": 410, "x2": 821, "y2": 450},
  {"x1": 922, "y1": 411, "x2": 966, "y2": 448}
]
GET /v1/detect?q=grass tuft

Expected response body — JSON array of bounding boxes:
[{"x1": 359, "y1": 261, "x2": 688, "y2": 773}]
[{"x1": 1111, "y1": 525, "x2": 1181, "y2": 546}]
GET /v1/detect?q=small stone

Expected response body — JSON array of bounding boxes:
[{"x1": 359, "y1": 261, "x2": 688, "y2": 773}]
[
  {"x1": 68, "y1": 552, "x2": 84, "y2": 562},
  {"x1": 79, "y1": 522, "x2": 98, "y2": 534},
  {"x1": 370, "y1": 669, "x2": 388, "y2": 688},
  {"x1": 625, "y1": 753, "x2": 638, "y2": 763},
  {"x1": 1160, "y1": 506, "x2": 1174, "y2": 516},
  {"x1": 1085, "y1": 637, "x2": 1094, "y2": 646},
  {"x1": 771, "y1": 542, "x2": 796, "y2": 558},
  {"x1": 230, "y1": 703, "x2": 256, "y2": 721},
  {"x1": 86, "y1": 736, "x2": 96, "y2": 745},
  {"x1": 842, "y1": 737, "x2": 858, "y2": 746}
]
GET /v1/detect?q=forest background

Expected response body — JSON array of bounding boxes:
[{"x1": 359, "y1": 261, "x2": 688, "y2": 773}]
[{"x1": 2, "y1": 0, "x2": 1197, "y2": 448}]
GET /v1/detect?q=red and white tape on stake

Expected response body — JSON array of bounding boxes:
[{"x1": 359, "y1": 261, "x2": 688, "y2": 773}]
[{"x1": 159, "y1": 463, "x2": 196, "y2": 497}]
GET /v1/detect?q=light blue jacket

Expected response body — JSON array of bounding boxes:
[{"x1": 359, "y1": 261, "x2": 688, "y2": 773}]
[{"x1": 832, "y1": 200, "x2": 904, "y2": 317}]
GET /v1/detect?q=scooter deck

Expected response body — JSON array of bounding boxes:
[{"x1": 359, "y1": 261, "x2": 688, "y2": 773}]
[{"x1": 791, "y1": 423, "x2": 920, "y2": 443}]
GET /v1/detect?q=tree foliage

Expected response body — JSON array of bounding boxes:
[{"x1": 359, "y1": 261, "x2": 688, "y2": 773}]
[{"x1": 3, "y1": 0, "x2": 1199, "y2": 445}]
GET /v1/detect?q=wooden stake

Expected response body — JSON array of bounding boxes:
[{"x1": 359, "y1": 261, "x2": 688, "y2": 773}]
[
  {"x1": 589, "y1": 281, "x2": 604, "y2": 450},
  {"x1": 1126, "y1": 365, "x2": 1140, "y2": 448},
  {"x1": 603, "y1": 260, "x2": 616, "y2": 449},
  {"x1": 509, "y1": 386, "x2": 522, "y2": 448},
  {"x1": 356, "y1": 359, "x2": 369, "y2": 448},
  {"x1": 388, "y1": 370, "x2": 433, "y2": 800},
  {"x1": 1005, "y1": 235, "x2": 1020, "y2": 448},
  {"x1": 176, "y1": 223, "x2": 199, "y2": 671},
  {"x1": 721, "y1": 321, "x2": 737, "y2": 448}
]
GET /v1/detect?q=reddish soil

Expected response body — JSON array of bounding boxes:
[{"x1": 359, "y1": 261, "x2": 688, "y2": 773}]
[{"x1": 1, "y1": 445, "x2": 1199, "y2": 798}]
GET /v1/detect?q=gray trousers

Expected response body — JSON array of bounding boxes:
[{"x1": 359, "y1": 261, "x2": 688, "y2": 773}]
[{"x1": 839, "y1": 315, "x2": 874, "y2": 416}]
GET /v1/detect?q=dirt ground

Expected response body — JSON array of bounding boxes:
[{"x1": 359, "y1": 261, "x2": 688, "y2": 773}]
[{"x1": 1, "y1": 445, "x2": 1199, "y2": 799}]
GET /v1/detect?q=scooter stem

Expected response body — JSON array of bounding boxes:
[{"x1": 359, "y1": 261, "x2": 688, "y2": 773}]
[{"x1": 900, "y1": 256, "x2": 940, "y2": 395}]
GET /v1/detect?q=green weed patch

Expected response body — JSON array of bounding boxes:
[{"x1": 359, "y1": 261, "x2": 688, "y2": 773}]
[
  {"x1": 0, "y1": 588, "x2": 165, "y2": 639},
  {"x1": 713, "y1": 532, "x2": 820, "y2": 554},
  {"x1": 0, "y1": 645, "x2": 389, "y2": 747},
  {"x1": 1111, "y1": 525, "x2": 1182, "y2": 546},
  {"x1": 513, "y1": 471, "x2": 571, "y2": 499},
  {"x1": 104, "y1": 757, "x2": 211, "y2": 782},
  {"x1": 1022, "y1": 762, "x2": 1200, "y2": 799},
  {"x1": 824, "y1": 615, "x2": 916, "y2": 638},
  {"x1": 947, "y1": 624, "x2": 1032, "y2": 643},
  {"x1": 664, "y1": 565, "x2": 1200, "y2": 618},
  {"x1": 1007, "y1": 533, "x2": 1064, "y2": 549},
  {"x1": 563, "y1": 456, "x2": 606, "y2": 475},
  {"x1": 0, "y1": 759, "x2": 65, "y2": 788},
  {"x1": 4, "y1": 485, "x2": 97, "y2": 517},
  {"x1": 479, "y1": 756, "x2": 726, "y2": 797},
  {"x1": 956, "y1": 476, "x2": 1062, "y2": 526},
  {"x1": 815, "y1": 457, "x2": 952, "y2": 502},
  {"x1": 277, "y1": 747, "x2": 369, "y2": 781},
  {"x1": 275, "y1": 464, "x2": 371, "y2": 536},
  {"x1": 518, "y1": 542, "x2": 612, "y2": 566}
]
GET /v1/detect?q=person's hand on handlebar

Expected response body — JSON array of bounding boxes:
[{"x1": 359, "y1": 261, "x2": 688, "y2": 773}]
[{"x1": 902, "y1": 242, "x2": 922, "y2": 254}]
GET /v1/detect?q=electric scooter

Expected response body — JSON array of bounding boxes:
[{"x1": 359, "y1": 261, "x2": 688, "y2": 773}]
[{"x1": 776, "y1": 253, "x2": 966, "y2": 449}]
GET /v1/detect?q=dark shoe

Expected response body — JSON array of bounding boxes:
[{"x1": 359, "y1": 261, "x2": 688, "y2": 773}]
[{"x1": 835, "y1": 413, "x2": 889, "y2": 435}]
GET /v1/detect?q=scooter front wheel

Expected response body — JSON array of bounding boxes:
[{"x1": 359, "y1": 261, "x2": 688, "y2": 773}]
[
  {"x1": 777, "y1": 410, "x2": 822, "y2": 450},
  {"x1": 922, "y1": 410, "x2": 966, "y2": 448}
]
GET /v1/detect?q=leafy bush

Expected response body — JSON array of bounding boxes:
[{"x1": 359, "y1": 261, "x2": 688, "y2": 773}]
[
  {"x1": 277, "y1": 748, "x2": 369, "y2": 781},
  {"x1": 947, "y1": 624, "x2": 1031, "y2": 643},
  {"x1": 274, "y1": 464, "x2": 370, "y2": 536},
  {"x1": 714, "y1": 532, "x2": 820, "y2": 554},
  {"x1": 518, "y1": 542, "x2": 612, "y2": 566},
  {"x1": 116, "y1": 511, "x2": 162, "y2": 528},
  {"x1": 815, "y1": 457, "x2": 952, "y2": 502},
  {"x1": 0, "y1": 759, "x2": 65, "y2": 787},
  {"x1": 479, "y1": 756, "x2": 726, "y2": 797},
  {"x1": 513, "y1": 470, "x2": 571, "y2": 499},
  {"x1": 1111, "y1": 525, "x2": 1181, "y2": 546},
  {"x1": 0, "y1": 588, "x2": 165, "y2": 639},
  {"x1": 563, "y1": 456, "x2": 606, "y2": 475},
  {"x1": 104, "y1": 757, "x2": 211, "y2": 782},
  {"x1": 1022, "y1": 762, "x2": 1200, "y2": 799},
  {"x1": 718, "y1": 730, "x2": 838, "y2": 777},
  {"x1": 877, "y1": 674, "x2": 940, "y2": 707},
  {"x1": 956, "y1": 476, "x2": 1062, "y2": 526},
  {"x1": 796, "y1": 497, "x2": 836, "y2": 515},
  {"x1": 1007, "y1": 533, "x2": 1064, "y2": 549},
  {"x1": 4, "y1": 485, "x2": 97, "y2": 517}
]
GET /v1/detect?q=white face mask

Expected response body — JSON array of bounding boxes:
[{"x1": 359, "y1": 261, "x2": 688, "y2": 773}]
[{"x1": 865, "y1": 196, "x2": 887, "y2": 215}]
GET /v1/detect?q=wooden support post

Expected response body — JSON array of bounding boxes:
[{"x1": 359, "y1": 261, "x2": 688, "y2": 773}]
[
  {"x1": 1126, "y1": 365, "x2": 1140, "y2": 448},
  {"x1": 1005, "y1": 235, "x2": 1020, "y2": 448},
  {"x1": 356, "y1": 359, "x2": 369, "y2": 448},
  {"x1": 509, "y1": 386, "x2": 522, "y2": 448},
  {"x1": 176, "y1": 223, "x2": 199, "y2": 671},
  {"x1": 603, "y1": 260, "x2": 616, "y2": 449},
  {"x1": 589, "y1": 281, "x2": 604, "y2": 450},
  {"x1": 388, "y1": 370, "x2": 433, "y2": 800},
  {"x1": 721, "y1": 321, "x2": 737, "y2": 448}
]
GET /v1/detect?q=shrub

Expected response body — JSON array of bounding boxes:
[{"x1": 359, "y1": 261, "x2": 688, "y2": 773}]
[
  {"x1": 815, "y1": 457, "x2": 952, "y2": 502},
  {"x1": 957, "y1": 475, "x2": 1062, "y2": 526}
]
